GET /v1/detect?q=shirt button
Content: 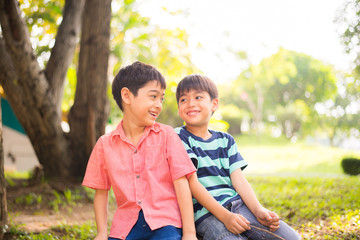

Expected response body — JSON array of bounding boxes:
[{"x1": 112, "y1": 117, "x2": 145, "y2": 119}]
[
  {"x1": 136, "y1": 175, "x2": 140, "y2": 179},
  {"x1": 134, "y1": 150, "x2": 137, "y2": 153},
  {"x1": 138, "y1": 200, "x2": 142, "y2": 205}
]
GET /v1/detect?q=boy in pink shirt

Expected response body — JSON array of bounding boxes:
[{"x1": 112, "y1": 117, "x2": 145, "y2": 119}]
[{"x1": 82, "y1": 61, "x2": 197, "y2": 240}]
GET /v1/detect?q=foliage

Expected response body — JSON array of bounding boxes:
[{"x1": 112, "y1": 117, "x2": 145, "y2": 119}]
[
  {"x1": 19, "y1": 0, "x2": 64, "y2": 67},
  {"x1": 336, "y1": 0, "x2": 360, "y2": 68},
  {"x1": 341, "y1": 157, "x2": 360, "y2": 175},
  {"x1": 314, "y1": 72, "x2": 360, "y2": 146},
  {"x1": 99, "y1": 0, "x2": 200, "y2": 127},
  {"x1": 227, "y1": 48, "x2": 338, "y2": 138}
]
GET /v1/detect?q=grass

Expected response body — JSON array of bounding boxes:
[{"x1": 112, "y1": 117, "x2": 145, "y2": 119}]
[
  {"x1": 236, "y1": 134, "x2": 360, "y2": 176},
  {"x1": 4, "y1": 134, "x2": 360, "y2": 239},
  {"x1": 4, "y1": 222, "x2": 97, "y2": 240},
  {"x1": 249, "y1": 176, "x2": 360, "y2": 239}
]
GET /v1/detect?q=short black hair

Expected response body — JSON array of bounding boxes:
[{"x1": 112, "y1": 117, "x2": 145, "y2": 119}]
[
  {"x1": 176, "y1": 74, "x2": 218, "y2": 103},
  {"x1": 112, "y1": 61, "x2": 166, "y2": 111}
]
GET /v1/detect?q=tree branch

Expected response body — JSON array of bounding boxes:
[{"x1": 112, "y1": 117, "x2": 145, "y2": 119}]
[
  {"x1": 0, "y1": 37, "x2": 17, "y2": 89},
  {"x1": 0, "y1": 0, "x2": 49, "y2": 103},
  {"x1": 45, "y1": 0, "x2": 85, "y2": 111}
]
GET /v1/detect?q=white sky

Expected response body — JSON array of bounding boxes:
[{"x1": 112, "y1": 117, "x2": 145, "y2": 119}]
[{"x1": 138, "y1": 0, "x2": 354, "y2": 83}]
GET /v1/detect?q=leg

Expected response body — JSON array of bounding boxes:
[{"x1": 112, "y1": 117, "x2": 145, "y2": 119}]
[
  {"x1": 196, "y1": 213, "x2": 248, "y2": 240},
  {"x1": 148, "y1": 226, "x2": 182, "y2": 240},
  {"x1": 125, "y1": 210, "x2": 182, "y2": 240},
  {"x1": 231, "y1": 200, "x2": 301, "y2": 240}
]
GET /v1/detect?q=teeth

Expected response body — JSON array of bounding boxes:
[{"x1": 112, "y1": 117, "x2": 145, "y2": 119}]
[{"x1": 187, "y1": 111, "x2": 198, "y2": 116}]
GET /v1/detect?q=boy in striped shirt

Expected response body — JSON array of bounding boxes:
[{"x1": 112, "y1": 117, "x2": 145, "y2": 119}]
[{"x1": 175, "y1": 75, "x2": 300, "y2": 240}]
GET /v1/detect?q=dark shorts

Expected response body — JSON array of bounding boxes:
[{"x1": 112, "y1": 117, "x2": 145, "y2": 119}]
[{"x1": 108, "y1": 210, "x2": 182, "y2": 240}]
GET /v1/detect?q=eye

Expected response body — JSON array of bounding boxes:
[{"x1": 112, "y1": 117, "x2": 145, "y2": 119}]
[
  {"x1": 179, "y1": 98, "x2": 187, "y2": 103},
  {"x1": 195, "y1": 96, "x2": 203, "y2": 100}
]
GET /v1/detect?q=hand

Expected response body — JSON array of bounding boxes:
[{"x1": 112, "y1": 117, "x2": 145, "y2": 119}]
[
  {"x1": 223, "y1": 211, "x2": 251, "y2": 234},
  {"x1": 181, "y1": 232, "x2": 198, "y2": 240},
  {"x1": 255, "y1": 207, "x2": 280, "y2": 232}
]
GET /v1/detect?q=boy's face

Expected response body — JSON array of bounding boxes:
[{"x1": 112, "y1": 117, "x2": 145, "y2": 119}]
[
  {"x1": 123, "y1": 80, "x2": 165, "y2": 127},
  {"x1": 177, "y1": 89, "x2": 218, "y2": 128}
]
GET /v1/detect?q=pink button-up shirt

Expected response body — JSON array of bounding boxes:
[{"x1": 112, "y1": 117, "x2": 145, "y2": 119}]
[{"x1": 82, "y1": 121, "x2": 196, "y2": 239}]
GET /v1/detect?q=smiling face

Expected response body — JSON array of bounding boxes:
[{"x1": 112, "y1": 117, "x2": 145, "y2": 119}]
[
  {"x1": 178, "y1": 89, "x2": 218, "y2": 130},
  {"x1": 122, "y1": 80, "x2": 165, "y2": 127}
]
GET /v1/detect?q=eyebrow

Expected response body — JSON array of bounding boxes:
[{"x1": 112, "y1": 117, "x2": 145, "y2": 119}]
[{"x1": 148, "y1": 89, "x2": 165, "y2": 95}]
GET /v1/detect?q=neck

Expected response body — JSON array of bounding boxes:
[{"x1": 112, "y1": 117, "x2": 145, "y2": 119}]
[
  {"x1": 122, "y1": 117, "x2": 146, "y2": 146},
  {"x1": 185, "y1": 124, "x2": 212, "y2": 140}
]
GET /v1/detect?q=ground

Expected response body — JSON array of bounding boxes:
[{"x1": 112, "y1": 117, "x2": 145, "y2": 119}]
[
  {"x1": 5, "y1": 177, "x2": 360, "y2": 239},
  {"x1": 5, "y1": 178, "x2": 115, "y2": 234}
]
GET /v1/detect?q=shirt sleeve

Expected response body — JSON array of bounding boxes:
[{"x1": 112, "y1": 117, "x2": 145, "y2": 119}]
[
  {"x1": 176, "y1": 132, "x2": 198, "y2": 169},
  {"x1": 165, "y1": 126, "x2": 196, "y2": 181},
  {"x1": 227, "y1": 134, "x2": 248, "y2": 174},
  {"x1": 82, "y1": 137, "x2": 111, "y2": 190}
]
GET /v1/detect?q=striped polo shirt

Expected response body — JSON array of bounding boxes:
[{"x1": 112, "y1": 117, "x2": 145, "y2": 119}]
[{"x1": 175, "y1": 126, "x2": 248, "y2": 225}]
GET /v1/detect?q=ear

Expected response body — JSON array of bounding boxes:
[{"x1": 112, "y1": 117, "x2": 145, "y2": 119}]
[
  {"x1": 211, "y1": 98, "x2": 219, "y2": 112},
  {"x1": 121, "y1": 87, "x2": 132, "y2": 105}
]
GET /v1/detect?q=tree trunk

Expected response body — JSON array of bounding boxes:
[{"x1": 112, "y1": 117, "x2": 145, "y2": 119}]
[
  {"x1": 45, "y1": 0, "x2": 85, "y2": 116},
  {"x1": 0, "y1": 0, "x2": 84, "y2": 181},
  {"x1": 0, "y1": 97, "x2": 7, "y2": 240},
  {"x1": 68, "y1": 0, "x2": 111, "y2": 179}
]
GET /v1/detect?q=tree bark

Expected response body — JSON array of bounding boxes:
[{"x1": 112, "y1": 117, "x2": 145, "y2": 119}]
[
  {"x1": 0, "y1": 0, "x2": 84, "y2": 181},
  {"x1": 68, "y1": 0, "x2": 111, "y2": 178},
  {"x1": 0, "y1": 98, "x2": 7, "y2": 240},
  {"x1": 45, "y1": 0, "x2": 85, "y2": 115}
]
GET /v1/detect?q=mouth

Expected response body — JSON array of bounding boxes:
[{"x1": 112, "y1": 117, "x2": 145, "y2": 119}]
[
  {"x1": 186, "y1": 110, "x2": 199, "y2": 117},
  {"x1": 149, "y1": 111, "x2": 158, "y2": 119}
]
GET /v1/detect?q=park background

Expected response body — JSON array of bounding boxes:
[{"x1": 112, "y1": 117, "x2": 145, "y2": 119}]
[{"x1": 0, "y1": 0, "x2": 359, "y2": 239}]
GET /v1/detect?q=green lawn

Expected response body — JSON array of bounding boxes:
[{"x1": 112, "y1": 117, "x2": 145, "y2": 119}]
[
  {"x1": 249, "y1": 176, "x2": 360, "y2": 239},
  {"x1": 5, "y1": 134, "x2": 360, "y2": 239},
  {"x1": 235, "y1": 134, "x2": 360, "y2": 239},
  {"x1": 235, "y1": 134, "x2": 359, "y2": 176}
]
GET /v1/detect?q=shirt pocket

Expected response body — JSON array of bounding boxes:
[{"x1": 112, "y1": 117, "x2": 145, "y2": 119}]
[{"x1": 145, "y1": 145, "x2": 166, "y2": 169}]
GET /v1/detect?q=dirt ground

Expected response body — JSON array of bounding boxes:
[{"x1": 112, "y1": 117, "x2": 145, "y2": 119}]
[{"x1": 6, "y1": 178, "x2": 115, "y2": 233}]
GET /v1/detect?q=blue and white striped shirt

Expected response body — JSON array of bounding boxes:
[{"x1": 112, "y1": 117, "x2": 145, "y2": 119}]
[{"x1": 175, "y1": 126, "x2": 248, "y2": 225}]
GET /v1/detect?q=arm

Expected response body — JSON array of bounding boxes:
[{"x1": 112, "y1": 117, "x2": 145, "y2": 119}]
[
  {"x1": 188, "y1": 173, "x2": 250, "y2": 234},
  {"x1": 230, "y1": 169, "x2": 280, "y2": 231},
  {"x1": 94, "y1": 189, "x2": 109, "y2": 240},
  {"x1": 173, "y1": 176, "x2": 197, "y2": 240}
]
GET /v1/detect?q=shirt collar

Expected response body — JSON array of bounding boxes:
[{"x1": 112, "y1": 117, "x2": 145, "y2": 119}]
[{"x1": 111, "y1": 120, "x2": 161, "y2": 143}]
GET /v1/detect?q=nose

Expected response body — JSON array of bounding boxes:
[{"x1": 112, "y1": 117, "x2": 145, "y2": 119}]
[
  {"x1": 188, "y1": 98, "x2": 195, "y2": 106},
  {"x1": 155, "y1": 99, "x2": 162, "y2": 109}
]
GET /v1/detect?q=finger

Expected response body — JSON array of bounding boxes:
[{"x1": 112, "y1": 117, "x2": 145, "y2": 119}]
[
  {"x1": 238, "y1": 214, "x2": 250, "y2": 225},
  {"x1": 236, "y1": 218, "x2": 251, "y2": 231},
  {"x1": 269, "y1": 211, "x2": 279, "y2": 220},
  {"x1": 229, "y1": 226, "x2": 242, "y2": 235},
  {"x1": 270, "y1": 224, "x2": 281, "y2": 232},
  {"x1": 233, "y1": 224, "x2": 247, "y2": 234}
]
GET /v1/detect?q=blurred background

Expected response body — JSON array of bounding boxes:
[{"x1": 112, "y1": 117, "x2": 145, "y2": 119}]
[
  {"x1": 1, "y1": 0, "x2": 359, "y2": 238},
  {"x1": 2, "y1": 0, "x2": 359, "y2": 175}
]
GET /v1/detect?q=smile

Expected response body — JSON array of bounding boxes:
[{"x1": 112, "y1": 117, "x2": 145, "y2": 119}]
[
  {"x1": 186, "y1": 110, "x2": 199, "y2": 116},
  {"x1": 149, "y1": 112, "x2": 158, "y2": 119}
]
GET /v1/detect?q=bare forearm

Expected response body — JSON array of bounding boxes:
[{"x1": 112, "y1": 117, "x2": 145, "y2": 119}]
[
  {"x1": 189, "y1": 173, "x2": 250, "y2": 234},
  {"x1": 231, "y1": 169, "x2": 262, "y2": 214},
  {"x1": 94, "y1": 189, "x2": 109, "y2": 237},
  {"x1": 188, "y1": 174, "x2": 231, "y2": 222},
  {"x1": 173, "y1": 176, "x2": 196, "y2": 237}
]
